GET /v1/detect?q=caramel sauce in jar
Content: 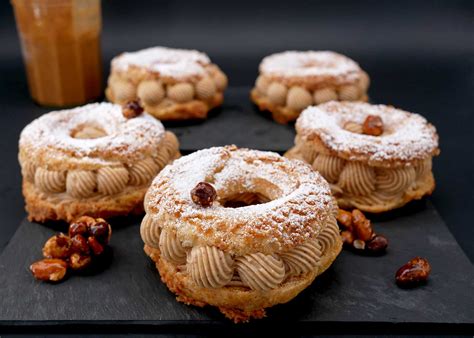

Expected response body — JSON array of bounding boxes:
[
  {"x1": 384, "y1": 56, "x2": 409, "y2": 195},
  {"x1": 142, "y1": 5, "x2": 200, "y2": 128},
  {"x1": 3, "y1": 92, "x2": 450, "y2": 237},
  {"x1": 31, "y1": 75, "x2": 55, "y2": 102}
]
[{"x1": 11, "y1": 0, "x2": 102, "y2": 107}]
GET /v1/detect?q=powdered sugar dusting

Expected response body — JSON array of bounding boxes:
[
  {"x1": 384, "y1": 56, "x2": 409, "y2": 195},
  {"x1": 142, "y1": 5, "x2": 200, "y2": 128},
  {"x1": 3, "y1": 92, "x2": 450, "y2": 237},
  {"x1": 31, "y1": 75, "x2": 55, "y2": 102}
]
[
  {"x1": 19, "y1": 102, "x2": 165, "y2": 165},
  {"x1": 260, "y1": 51, "x2": 361, "y2": 79},
  {"x1": 147, "y1": 146, "x2": 336, "y2": 255},
  {"x1": 111, "y1": 46, "x2": 211, "y2": 79},
  {"x1": 296, "y1": 102, "x2": 439, "y2": 163}
]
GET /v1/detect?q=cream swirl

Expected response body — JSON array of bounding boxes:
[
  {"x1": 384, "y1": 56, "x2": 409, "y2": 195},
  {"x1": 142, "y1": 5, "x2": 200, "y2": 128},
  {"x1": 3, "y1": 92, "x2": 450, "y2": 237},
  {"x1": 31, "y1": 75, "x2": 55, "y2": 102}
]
[
  {"x1": 312, "y1": 154, "x2": 346, "y2": 183},
  {"x1": 375, "y1": 166, "x2": 416, "y2": 196},
  {"x1": 97, "y1": 166, "x2": 129, "y2": 195},
  {"x1": 35, "y1": 168, "x2": 66, "y2": 193},
  {"x1": 415, "y1": 158, "x2": 432, "y2": 179},
  {"x1": 338, "y1": 161, "x2": 375, "y2": 196},
  {"x1": 280, "y1": 238, "x2": 322, "y2": 275},
  {"x1": 129, "y1": 158, "x2": 159, "y2": 186},
  {"x1": 159, "y1": 228, "x2": 187, "y2": 265},
  {"x1": 317, "y1": 218, "x2": 340, "y2": 253},
  {"x1": 187, "y1": 246, "x2": 234, "y2": 288},
  {"x1": 66, "y1": 170, "x2": 97, "y2": 198},
  {"x1": 236, "y1": 253, "x2": 286, "y2": 291},
  {"x1": 22, "y1": 161, "x2": 36, "y2": 183},
  {"x1": 140, "y1": 214, "x2": 161, "y2": 248}
]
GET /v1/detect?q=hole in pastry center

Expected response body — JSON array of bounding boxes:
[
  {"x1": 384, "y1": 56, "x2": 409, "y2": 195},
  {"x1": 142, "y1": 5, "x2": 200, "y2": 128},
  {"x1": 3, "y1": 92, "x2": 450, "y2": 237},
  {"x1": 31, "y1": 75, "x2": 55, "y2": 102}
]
[
  {"x1": 71, "y1": 124, "x2": 107, "y2": 139},
  {"x1": 220, "y1": 192, "x2": 271, "y2": 208}
]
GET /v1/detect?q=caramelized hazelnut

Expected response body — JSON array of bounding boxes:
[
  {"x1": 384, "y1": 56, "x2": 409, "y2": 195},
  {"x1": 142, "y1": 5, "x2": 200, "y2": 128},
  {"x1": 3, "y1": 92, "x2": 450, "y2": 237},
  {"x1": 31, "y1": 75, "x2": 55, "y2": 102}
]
[
  {"x1": 123, "y1": 100, "x2": 143, "y2": 118},
  {"x1": 367, "y1": 235, "x2": 388, "y2": 253},
  {"x1": 89, "y1": 219, "x2": 112, "y2": 244},
  {"x1": 87, "y1": 236, "x2": 104, "y2": 256},
  {"x1": 70, "y1": 234, "x2": 90, "y2": 255},
  {"x1": 352, "y1": 209, "x2": 373, "y2": 241},
  {"x1": 69, "y1": 220, "x2": 89, "y2": 238},
  {"x1": 191, "y1": 182, "x2": 217, "y2": 207},
  {"x1": 340, "y1": 230, "x2": 354, "y2": 246},
  {"x1": 353, "y1": 239, "x2": 366, "y2": 250},
  {"x1": 362, "y1": 115, "x2": 384, "y2": 136},
  {"x1": 68, "y1": 253, "x2": 92, "y2": 270},
  {"x1": 396, "y1": 257, "x2": 431, "y2": 288},
  {"x1": 336, "y1": 209, "x2": 353, "y2": 230},
  {"x1": 42, "y1": 234, "x2": 71, "y2": 259},
  {"x1": 30, "y1": 258, "x2": 67, "y2": 282}
]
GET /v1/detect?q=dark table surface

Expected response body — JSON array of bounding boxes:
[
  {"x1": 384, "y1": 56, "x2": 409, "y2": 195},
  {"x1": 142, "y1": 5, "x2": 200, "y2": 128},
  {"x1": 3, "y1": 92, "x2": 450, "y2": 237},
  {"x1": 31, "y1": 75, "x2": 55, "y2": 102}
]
[{"x1": 0, "y1": 0, "x2": 473, "y2": 336}]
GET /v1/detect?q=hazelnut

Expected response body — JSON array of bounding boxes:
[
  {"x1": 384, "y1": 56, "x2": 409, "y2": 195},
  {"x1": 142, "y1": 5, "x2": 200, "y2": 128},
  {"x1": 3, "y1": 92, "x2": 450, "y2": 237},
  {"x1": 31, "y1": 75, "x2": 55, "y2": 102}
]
[
  {"x1": 395, "y1": 257, "x2": 431, "y2": 288},
  {"x1": 30, "y1": 258, "x2": 67, "y2": 282},
  {"x1": 68, "y1": 253, "x2": 92, "y2": 270},
  {"x1": 352, "y1": 209, "x2": 373, "y2": 241},
  {"x1": 89, "y1": 218, "x2": 112, "y2": 245},
  {"x1": 340, "y1": 230, "x2": 354, "y2": 246},
  {"x1": 87, "y1": 236, "x2": 104, "y2": 256},
  {"x1": 353, "y1": 239, "x2": 366, "y2": 250},
  {"x1": 42, "y1": 234, "x2": 71, "y2": 259},
  {"x1": 190, "y1": 182, "x2": 217, "y2": 207},
  {"x1": 69, "y1": 219, "x2": 89, "y2": 238},
  {"x1": 122, "y1": 100, "x2": 143, "y2": 118},
  {"x1": 336, "y1": 209, "x2": 353, "y2": 230},
  {"x1": 70, "y1": 234, "x2": 90, "y2": 255},
  {"x1": 367, "y1": 235, "x2": 388, "y2": 254},
  {"x1": 362, "y1": 115, "x2": 384, "y2": 136}
]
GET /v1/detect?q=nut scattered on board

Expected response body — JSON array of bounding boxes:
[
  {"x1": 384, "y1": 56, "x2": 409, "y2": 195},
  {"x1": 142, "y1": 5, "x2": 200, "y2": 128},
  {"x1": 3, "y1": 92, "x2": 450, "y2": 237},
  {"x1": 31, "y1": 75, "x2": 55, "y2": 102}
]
[
  {"x1": 362, "y1": 115, "x2": 384, "y2": 136},
  {"x1": 122, "y1": 100, "x2": 144, "y2": 118},
  {"x1": 30, "y1": 259, "x2": 68, "y2": 282},
  {"x1": 336, "y1": 208, "x2": 388, "y2": 255},
  {"x1": 395, "y1": 257, "x2": 431, "y2": 288},
  {"x1": 30, "y1": 216, "x2": 112, "y2": 283},
  {"x1": 191, "y1": 182, "x2": 217, "y2": 207},
  {"x1": 42, "y1": 233, "x2": 71, "y2": 259},
  {"x1": 367, "y1": 235, "x2": 389, "y2": 253}
]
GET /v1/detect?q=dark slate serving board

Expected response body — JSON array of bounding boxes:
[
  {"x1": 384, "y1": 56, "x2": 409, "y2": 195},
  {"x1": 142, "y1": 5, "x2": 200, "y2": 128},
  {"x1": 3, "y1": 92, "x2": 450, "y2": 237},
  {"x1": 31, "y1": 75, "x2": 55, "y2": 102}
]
[{"x1": 0, "y1": 201, "x2": 473, "y2": 334}]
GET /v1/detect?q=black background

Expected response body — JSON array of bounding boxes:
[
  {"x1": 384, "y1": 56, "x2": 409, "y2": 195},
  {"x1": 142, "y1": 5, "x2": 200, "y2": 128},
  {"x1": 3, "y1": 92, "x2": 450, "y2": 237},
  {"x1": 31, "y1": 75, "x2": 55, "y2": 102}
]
[{"x1": 0, "y1": 0, "x2": 473, "y2": 335}]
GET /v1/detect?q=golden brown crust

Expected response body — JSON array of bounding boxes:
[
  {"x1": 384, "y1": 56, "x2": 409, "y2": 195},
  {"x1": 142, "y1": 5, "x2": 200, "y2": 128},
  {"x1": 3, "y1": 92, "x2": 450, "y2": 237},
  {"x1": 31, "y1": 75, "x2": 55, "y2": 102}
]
[
  {"x1": 23, "y1": 180, "x2": 146, "y2": 222},
  {"x1": 144, "y1": 235, "x2": 342, "y2": 323}
]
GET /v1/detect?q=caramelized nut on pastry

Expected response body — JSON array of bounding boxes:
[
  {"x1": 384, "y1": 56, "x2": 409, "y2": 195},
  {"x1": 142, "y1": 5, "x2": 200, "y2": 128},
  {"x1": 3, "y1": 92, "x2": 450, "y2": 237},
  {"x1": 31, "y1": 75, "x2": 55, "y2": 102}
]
[
  {"x1": 42, "y1": 234, "x2": 71, "y2": 259},
  {"x1": 87, "y1": 236, "x2": 105, "y2": 256},
  {"x1": 336, "y1": 209, "x2": 353, "y2": 230},
  {"x1": 123, "y1": 100, "x2": 144, "y2": 118},
  {"x1": 362, "y1": 115, "x2": 384, "y2": 136},
  {"x1": 395, "y1": 257, "x2": 431, "y2": 288},
  {"x1": 367, "y1": 235, "x2": 388, "y2": 253},
  {"x1": 69, "y1": 253, "x2": 92, "y2": 270},
  {"x1": 30, "y1": 258, "x2": 68, "y2": 282},
  {"x1": 191, "y1": 182, "x2": 217, "y2": 207},
  {"x1": 352, "y1": 209, "x2": 373, "y2": 241}
]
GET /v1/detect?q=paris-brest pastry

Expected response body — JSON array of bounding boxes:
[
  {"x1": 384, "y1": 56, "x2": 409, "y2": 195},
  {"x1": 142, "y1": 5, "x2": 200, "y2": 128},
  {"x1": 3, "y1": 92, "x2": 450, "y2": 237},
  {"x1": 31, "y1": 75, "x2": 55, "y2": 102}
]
[
  {"x1": 106, "y1": 46, "x2": 228, "y2": 120},
  {"x1": 286, "y1": 101, "x2": 440, "y2": 212},
  {"x1": 140, "y1": 146, "x2": 342, "y2": 322},
  {"x1": 19, "y1": 102, "x2": 180, "y2": 222},
  {"x1": 251, "y1": 50, "x2": 370, "y2": 123}
]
